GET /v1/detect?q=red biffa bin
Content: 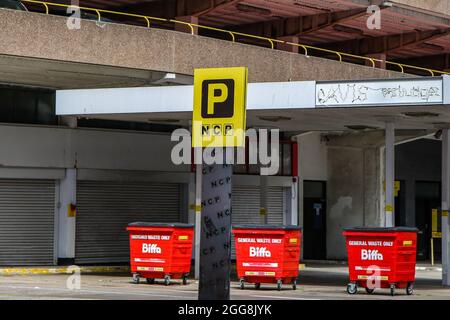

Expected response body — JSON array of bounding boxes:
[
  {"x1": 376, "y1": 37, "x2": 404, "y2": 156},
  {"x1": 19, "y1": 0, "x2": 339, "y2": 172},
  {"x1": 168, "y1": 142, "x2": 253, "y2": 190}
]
[
  {"x1": 232, "y1": 225, "x2": 301, "y2": 291},
  {"x1": 343, "y1": 227, "x2": 418, "y2": 296},
  {"x1": 126, "y1": 222, "x2": 194, "y2": 285}
]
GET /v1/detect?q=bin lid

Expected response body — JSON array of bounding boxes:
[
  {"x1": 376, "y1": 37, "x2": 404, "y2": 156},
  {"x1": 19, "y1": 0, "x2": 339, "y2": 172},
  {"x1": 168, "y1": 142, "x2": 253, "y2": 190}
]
[
  {"x1": 343, "y1": 226, "x2": 418, "y2": 232},
  {"x1": 128, "y1": 222, "x2": 194, "y2": 228},
  {"x1": 232, "y1": 224, "x2": 301, "y2": 230}
]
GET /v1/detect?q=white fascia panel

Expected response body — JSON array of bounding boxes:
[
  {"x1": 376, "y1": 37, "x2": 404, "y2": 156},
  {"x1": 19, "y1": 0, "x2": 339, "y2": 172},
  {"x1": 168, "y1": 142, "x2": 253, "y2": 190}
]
[{"x1": 56, "y1": 81, "x2": 316, "y2": 116}]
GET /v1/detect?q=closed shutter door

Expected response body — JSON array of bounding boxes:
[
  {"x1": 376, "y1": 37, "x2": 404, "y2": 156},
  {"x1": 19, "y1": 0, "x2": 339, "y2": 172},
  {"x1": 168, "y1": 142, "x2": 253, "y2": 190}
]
[
  {"x1": 76, "y1": 181, "x2": 182, "y2": 264},
  {"x1": 231, "y1": 186, "x2": 284, "y2": 258},
  {"x1": 0, "y1": 179, "x2": 55, "y2": 266}
]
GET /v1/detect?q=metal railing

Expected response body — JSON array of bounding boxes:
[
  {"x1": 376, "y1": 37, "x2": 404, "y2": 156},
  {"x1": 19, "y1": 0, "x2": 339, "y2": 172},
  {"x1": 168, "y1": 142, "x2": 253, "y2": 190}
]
[{"x1": 20, "y1": 0, "x2": 450, "y2": 77}]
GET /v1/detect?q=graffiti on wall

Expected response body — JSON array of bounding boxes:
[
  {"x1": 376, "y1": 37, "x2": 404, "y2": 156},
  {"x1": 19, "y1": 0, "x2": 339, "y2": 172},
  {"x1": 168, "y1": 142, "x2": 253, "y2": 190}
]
[{"x1": 316, "y1": 80, "x2": 443, "y2": 107}]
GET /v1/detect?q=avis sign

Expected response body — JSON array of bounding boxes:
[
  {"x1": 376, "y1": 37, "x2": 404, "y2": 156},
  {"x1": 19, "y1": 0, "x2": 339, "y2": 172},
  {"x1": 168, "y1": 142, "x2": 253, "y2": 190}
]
[{"x1": 192, "y1": 67, "x2": 248, "y2": 148}]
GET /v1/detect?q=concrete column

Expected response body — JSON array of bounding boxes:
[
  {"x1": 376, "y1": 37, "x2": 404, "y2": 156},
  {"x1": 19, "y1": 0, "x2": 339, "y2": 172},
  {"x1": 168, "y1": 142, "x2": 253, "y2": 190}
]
[
  {"x1": 194, "y1": 163, "x2": 202, "y2": 279},
  {"x1": 276, "y1": 36, "x2": 299, "y2": 53},
  {"x1": 441, "y1": 129, "x2": 450, "y2": 286},
  {"x1": 365, "y1": 53, "x2": 387, "y2": 69},
  {"x1": 175, "y1": 16, "x2": 199, "y2": 34},
  {"x1": 260, "y1": 175, "x2": 268, "y2": 224},
  {"x1": 57, "y1": 168, "x2": 77, "y2": 263},
  {"x1": 385, "y1": 122, "x2": 395, "y2": 227}
]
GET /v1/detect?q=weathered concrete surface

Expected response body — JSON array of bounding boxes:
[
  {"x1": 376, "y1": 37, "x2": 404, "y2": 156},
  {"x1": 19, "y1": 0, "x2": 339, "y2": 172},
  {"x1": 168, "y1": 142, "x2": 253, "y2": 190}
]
[
  {"x1": 393, "y1": 0, "x2": 450, "y2": 17},
  {"x1": 0, "y1": 9, "x2": 409, "y2": 89}
]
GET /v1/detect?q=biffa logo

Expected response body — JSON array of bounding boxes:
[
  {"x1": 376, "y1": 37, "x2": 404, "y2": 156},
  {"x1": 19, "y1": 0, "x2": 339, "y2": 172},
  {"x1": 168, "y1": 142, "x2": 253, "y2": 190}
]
[
  {"x1": 142, "y1": 243, "x2": 162, "y2": 254},
  {"x1": 249, "y1": 247, "x2": 271, "y2": 258},
  {"x1": 361, "y1": 249, "x2": 383, "y2": 261}
]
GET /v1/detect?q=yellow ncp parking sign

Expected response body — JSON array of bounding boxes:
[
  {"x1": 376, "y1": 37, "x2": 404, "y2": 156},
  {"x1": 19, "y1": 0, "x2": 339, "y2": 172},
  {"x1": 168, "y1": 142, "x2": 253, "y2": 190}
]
[{"x1": 192, "y1": 67, "x2": 248, "y2": 148}]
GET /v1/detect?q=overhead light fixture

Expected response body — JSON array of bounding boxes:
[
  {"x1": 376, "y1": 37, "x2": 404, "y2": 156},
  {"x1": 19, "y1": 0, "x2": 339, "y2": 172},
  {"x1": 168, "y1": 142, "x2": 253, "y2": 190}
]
[
  {"x1": 258, "y1": 116, "x2": 292, "y2": 122},
  {"x1": 236, "y1": 3, "x2": 272, "y2": 15},
  {"x1": 402, "y1": 111, "x2": 440, "y2": 118},
  {"x1": 345, "y1": 125, "x2": 379, "y2": 131},
  {"x1": 333, "y1": 24, "x2": 364, "y2": 35},
  {"x1": 151, "y1": 73, "x2": 193, "y2": 86}
]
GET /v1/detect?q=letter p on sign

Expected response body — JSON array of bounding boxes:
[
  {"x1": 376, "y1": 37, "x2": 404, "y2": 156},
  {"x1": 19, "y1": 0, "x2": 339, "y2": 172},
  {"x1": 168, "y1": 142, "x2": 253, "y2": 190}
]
[{"x1": 192, "y1": 67, "x2": 248, "y2": 148}]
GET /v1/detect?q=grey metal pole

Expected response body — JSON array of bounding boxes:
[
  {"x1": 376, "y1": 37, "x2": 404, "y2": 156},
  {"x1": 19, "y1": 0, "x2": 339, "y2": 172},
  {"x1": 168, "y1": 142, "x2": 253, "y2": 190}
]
[
  {"x1": 385, "y1": 122, "x2": 395, "y2": 227},
  {"x1": 194, "y1": 163, "x2": 202, "y2": 280},
  {"x1": 198, "y1": 148, "x2": 232, "y2": 300},
  {"x1": 441, "y1": 129, "x2": 450, "y2": 286}
]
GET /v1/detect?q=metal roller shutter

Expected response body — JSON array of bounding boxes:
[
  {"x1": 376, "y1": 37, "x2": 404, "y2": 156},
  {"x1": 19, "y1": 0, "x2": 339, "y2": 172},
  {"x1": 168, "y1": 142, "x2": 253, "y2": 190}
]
[
  {"x1": 0, "y1": 179, "x2": 55, "y2": 266},
  {"x1": 231, "y1": 186, "x2": 284, "y2": 258},
  {"x1": 76, "y1": 181, "x2": 182, "y2": 264}
]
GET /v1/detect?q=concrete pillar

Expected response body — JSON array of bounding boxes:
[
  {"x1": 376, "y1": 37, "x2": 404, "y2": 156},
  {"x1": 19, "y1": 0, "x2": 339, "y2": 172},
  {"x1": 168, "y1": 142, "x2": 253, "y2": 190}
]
[
  {"x1": 276, "y1": 36, "x2": 299, "y2": 53},
  {"x1": 260, "y1": 175, "x2": 268, "y2": 224},
  {"x1": 385, "y1": 122, "x2": 395, "y2": 227},
  {"x1": 365, "y1": 53, "x2": 387, "y2": 69},
  {"x1": 57, "y1": 168, "x2": 77, "y2": 264},
  {"x1": 441, "y1": 129, "x2": 450, "y2": 286},
  {"x1": 175, "y1": 16, "x2": 198, "y2": 34}
]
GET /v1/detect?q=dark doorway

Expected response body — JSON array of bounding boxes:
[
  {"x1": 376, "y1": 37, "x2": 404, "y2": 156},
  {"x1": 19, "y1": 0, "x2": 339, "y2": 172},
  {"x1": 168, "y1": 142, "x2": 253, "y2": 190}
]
[
  {"x1": 395, "y1": 180, "x2": 406, "y2": 226},
  {"x1": 415, "y1": 181, "x2": 441, "y2": 260},
  {"x1": 303, "y1": 181, "x2": 327, "y2": 260}
]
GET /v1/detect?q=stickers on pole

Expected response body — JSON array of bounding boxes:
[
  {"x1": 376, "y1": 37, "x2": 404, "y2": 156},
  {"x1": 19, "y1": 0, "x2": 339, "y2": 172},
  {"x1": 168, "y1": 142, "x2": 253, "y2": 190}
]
[{"x1": 192, "y1": 67, "x2": 248, "y2": 148}]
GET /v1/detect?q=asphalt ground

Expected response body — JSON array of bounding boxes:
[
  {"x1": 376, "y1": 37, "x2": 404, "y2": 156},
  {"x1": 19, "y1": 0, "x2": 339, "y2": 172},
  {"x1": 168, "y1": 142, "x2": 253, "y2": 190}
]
[{"x1": 0, "y1": 264, "x2": 448, "y2": 300}]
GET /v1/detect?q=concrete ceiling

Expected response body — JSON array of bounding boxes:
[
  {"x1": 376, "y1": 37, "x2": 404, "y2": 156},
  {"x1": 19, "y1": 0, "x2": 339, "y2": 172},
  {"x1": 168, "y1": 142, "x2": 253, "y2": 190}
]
[{"x1": 0, "y1": 54, "x2": 193, "y2": 89}]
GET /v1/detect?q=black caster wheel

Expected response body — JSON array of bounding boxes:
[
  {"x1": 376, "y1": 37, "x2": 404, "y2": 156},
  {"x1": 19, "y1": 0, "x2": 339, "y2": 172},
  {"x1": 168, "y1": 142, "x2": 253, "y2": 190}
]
[
  {"x1": 164, "y1": 275, "x2": 171, "y2": 286},
  {"x1": 390, "y1": 284, "x2": 396, "y2": 296},
  {"x1": 292, "y1": 279, "x2": 297, "y2": 290},
  {"x1": 132, "y1": 273, "x2": 140, "y2": 284},
  {"x1": 239, "y1": 279, "x2": 245, "y2": 290},
  {"x1": 146, "y1": 278, "x2": 155, "y2": 284},
  {"x1": 182, "y1": 275, "x2": 188, "y2": 285},
  {"x1": 365, "y1": 287, "x2": 375, "y2": 294},
  {"x1": 406, "y1": 282, "x2": 414, "y2": 296},
  {"x1": 254, "y1": 283, "x2": 261, "y2": 290},
  {"x1": 346, "y1": 283, "x2": 357, "y2": 295},
  {"x1": 277, "y1": 280, "x2": 282, "y2": 291}
]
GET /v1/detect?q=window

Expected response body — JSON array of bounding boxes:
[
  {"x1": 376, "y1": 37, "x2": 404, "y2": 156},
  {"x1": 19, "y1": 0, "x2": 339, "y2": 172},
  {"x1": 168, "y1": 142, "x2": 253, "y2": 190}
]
[{"x1": 0, "y1": 86, "x2": 57, "y2": 125}]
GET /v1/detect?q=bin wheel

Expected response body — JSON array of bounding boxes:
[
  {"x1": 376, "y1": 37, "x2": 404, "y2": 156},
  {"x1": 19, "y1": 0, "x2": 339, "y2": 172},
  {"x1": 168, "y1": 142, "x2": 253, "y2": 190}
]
[
  {"x1": 132, "y1": 273, "x2": 140, "y2": 284},
  {"x1": 277, "y1": 280, "x2": 282, "y2": 291},
  {"x1": 182, "y1": 275, "x2": 188, "y2": 285},
  {"x1": 164, "y1": 275, "x2": 171, "y2": 286},
  {"x1": 390, "y1": 284, "x2": 396, "y2": 297},
  {"x1": 346, "y1": 283, "x2": 357, "y2": 295},
  {"x1": 254, "y1": 283, "x2": 261, "y2": 290},
  {"x1": 365, "y1": 287, "x2": 375, "y2": 294},
  {"x1": 406, "y1": 282, "x2": 414, "y2": 296},
  {"x1": 292, "y1": 279, "x2": 297, "y2": 290},
  {"x1": 146, "y1": 278, "x2": 155, "y2": 284},
  {"x1": 239, "y1": 279, "x2": 245, "y2": 290}
]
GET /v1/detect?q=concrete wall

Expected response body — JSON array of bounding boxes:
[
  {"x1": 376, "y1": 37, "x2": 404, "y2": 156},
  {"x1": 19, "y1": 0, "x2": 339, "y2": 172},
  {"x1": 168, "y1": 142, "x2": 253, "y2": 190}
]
[
  {"x1": 0, "y1": 9, "x2": 409, "y2": 89},
  {"x1": 395, "y1": 138, "x2": 442, "y2": 226},
  {"x1": 296, "y1": 131, "x2": 384, "y2": 260},
  {"x1": 296, "y1": 132, "x2": 328, "y2": 229},
  {"x1": 326, "y1": 133, "x2": 382, "y2": 260},
  {"x1": 0, "y1": 124, "x2": 188, "y2": 174}
]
